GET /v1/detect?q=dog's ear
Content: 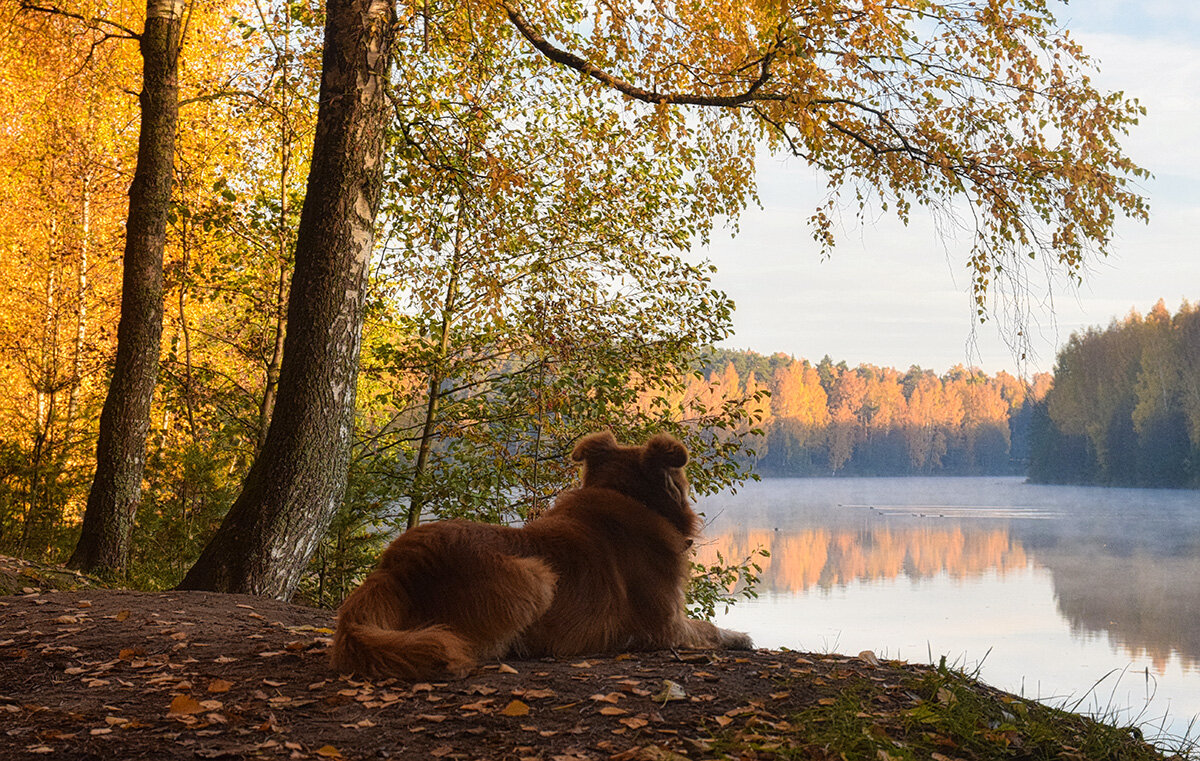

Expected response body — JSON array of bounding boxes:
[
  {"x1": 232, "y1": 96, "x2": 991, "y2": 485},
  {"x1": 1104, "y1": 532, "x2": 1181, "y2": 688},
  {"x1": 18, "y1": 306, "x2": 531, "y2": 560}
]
[
  {"x1": 641, "y1": 433, "x2": 688, "y2": 471},
  {"x1": 571, "y1": 430, "x2": 619, "y2": 463}
]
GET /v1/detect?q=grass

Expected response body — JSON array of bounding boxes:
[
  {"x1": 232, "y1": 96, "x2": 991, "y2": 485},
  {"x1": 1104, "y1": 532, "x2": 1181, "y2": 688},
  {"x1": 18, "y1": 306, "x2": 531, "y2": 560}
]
[{"x1": 707, "y1": 655, "x2": 1197, "y2": 761}]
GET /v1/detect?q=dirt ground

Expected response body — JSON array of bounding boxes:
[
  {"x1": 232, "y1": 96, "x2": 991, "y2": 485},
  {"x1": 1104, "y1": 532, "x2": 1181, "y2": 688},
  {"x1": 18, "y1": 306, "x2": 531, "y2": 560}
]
[
  {"x1": 1, "y1": 558, "x2": 1183, "y2": 761},
  {"x1": 0, "y1": 575, "x2": 934, "y2": 761}
]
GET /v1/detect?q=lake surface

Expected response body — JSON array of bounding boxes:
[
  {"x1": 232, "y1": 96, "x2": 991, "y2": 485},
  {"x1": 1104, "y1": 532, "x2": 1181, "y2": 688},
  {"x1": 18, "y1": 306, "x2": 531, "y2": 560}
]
[{"x1": 695, "y1": 477, "x2": 1200, "y2": 746}]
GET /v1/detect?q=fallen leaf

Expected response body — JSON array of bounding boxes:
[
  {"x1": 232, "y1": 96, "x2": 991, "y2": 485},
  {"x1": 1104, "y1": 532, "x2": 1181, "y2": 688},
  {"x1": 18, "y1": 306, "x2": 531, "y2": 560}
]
[
  {"x1": 501, "y1": 700, "x2": 530, "y2": 717},
  {"x1": 522, "y1": 688, "x2": 556, "y2": 699},
  {"x1": 263, "y1": 679, "x2": 285, "y2": 687},
  {"x1": 619, "y1": 717, "x2": 649, "y2": 730},
  {"x1": 114, "y1": 610, "x2": 130, "y2": 622},
  {"x1": 315, "y1": 745, "x2": 342, "y2": 758},
  {"x1": 460, "y1": 700, "x2": 493, "y2": 712},
  {"x1": 416, "y1": 714, "x2": 447, "y2": 723},
  {"x1": 26, "y1": 746, "x2": 54, "y2": 754},
  {"x1": 207, "y1": 679, "x2": 234, "y2": 693},
  {"x1": 89, "y1": 728, "x2": 111, "y2": 736},
  {"x1": 497, "y1": 663, "x2": 518, "y2": 674},
  {"x1": 652, "y1": 680, "x2": 687, "y2": 703},
  {"x1": 714, "y1": 715, "x2": 733, "y2": 727},
  {"x1": 571, "y1": 661, "x2": 594, "y2": 668},
  {"x1": 818, "y1": 697, "x2": 837, "y2": 706},
  {"x1": 599, "y1": 706, "x2": 628, "y2": 716},
  {"x1": 858, "y1": 650, "x2": 881, "y2": 667},
  {"x1": 53, "y1": 615, "x2": 78, "y2": 624},
  {"x1": 589, "y1": 692, "x2": 623, "y2": 704},
  {"x1": 167, "y1": 695, "x2": 204, "y2": 717}
]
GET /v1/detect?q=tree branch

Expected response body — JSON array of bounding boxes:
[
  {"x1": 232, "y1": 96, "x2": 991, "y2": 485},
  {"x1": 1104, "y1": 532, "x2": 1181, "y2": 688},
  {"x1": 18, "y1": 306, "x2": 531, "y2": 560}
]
[
  {"x1": 498, "y1": 0, "x2": 787, "y2": 107},
  {"x1": 18, "y1": 0, "x2": 140, "y2": 39}
]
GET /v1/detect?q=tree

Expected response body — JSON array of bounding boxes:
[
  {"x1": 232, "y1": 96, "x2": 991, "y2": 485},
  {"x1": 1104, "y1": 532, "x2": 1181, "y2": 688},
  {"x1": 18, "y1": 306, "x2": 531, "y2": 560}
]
[
  {"x1": 62, "y1": 0, "x2": 184, "y2": 578},
  {"x1": 177, "y1": 0, "x2": 396, "y2": 596},
  {"x1": 185, "y1": 0, "x2": 1147, "y2": 597}
]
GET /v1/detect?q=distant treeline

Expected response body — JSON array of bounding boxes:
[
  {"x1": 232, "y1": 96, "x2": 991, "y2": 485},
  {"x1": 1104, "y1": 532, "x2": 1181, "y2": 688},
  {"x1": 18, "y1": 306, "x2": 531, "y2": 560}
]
[
  {"x1": 1029, "y1": 300, "x2": 1200, "y2": 488},
  {"x1": 695, "y1": 350, "x2": 1052, "y2": 477}
]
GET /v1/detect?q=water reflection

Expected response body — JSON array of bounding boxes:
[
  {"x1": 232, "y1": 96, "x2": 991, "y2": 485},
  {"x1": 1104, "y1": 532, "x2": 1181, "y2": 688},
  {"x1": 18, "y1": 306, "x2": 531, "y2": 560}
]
[
  {"x1": 697, "y1": 526, "x2": 1030, "y2": 592},
  {"x1": 696, "y1": 477, "x2": 1200, "y2": 675}
]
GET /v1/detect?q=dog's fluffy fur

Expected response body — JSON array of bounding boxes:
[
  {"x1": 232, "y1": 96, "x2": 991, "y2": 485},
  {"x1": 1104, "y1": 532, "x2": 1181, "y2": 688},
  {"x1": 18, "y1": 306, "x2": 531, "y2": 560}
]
[{"x1": 330, "y1": 431, "x2": 752, "y2": 679}]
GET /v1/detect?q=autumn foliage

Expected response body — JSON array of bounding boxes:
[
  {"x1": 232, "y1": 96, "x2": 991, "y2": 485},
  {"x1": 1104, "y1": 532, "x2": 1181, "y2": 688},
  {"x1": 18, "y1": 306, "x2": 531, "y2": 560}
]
[
  {"x1": 691, "y1": 350, "x2": 1053, "y2": 477},
  {"x1": 0, "y1": 0, "x2": 1157, "y2": 595}
]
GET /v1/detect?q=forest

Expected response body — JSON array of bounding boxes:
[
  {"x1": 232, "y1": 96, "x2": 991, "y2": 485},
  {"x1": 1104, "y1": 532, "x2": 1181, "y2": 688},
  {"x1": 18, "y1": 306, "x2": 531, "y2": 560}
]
[
  {"x1": 696, "y1": 350, "x2": 1052, "y2": 477},
  {"x1": 1028, "y1": 300, "x2": 1200, "y2": 489},
  {"x1": 0, "y1": 0, "x2": 1152, "y2": 602}
]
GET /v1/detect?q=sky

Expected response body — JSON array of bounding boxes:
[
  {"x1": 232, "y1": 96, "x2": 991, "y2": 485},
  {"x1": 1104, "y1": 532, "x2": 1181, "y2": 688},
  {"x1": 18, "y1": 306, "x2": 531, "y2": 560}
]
[{"x1": 699, "y1": 0, "x2": 1200, "y2": 376}]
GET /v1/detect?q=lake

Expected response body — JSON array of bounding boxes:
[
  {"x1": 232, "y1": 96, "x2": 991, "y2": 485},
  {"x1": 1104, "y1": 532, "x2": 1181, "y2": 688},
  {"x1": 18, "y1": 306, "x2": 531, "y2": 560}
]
[{"x1": 694, "y1": 476, "x2": 1200, "y2": 747}]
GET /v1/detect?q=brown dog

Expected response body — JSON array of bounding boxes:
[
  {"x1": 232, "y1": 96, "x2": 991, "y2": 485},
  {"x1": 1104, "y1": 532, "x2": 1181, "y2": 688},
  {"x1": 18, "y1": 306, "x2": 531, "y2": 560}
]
[{"x1": 329, "y1": 431, "x2": 752, "y2": 679}]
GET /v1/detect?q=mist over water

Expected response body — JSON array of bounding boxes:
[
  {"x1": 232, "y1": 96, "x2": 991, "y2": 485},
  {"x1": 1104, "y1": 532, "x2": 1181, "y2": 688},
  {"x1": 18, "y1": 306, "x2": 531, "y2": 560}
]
[{"x1": 697, "y1": 477, "x2": 1200, "y2": 745}]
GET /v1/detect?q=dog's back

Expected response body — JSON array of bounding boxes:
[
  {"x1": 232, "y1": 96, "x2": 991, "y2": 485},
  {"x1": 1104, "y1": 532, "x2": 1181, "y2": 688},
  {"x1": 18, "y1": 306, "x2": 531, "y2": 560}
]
[
  {"x1": 330, "y1": 432, "x2": 749, "y2": 680},
  {"x1": 330, "y1": 520, "x2": 558, "y2": 678}
]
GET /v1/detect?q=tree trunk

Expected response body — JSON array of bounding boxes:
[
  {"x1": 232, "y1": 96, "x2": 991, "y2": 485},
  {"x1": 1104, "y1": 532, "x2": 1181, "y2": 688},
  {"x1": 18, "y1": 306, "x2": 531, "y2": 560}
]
[
  {"x1": 67, "y1": 0, "x2": 183, "y2": 578},
  {"x1": 66, "y1": 169, "x2": 91, "y2": 433},
  {"x1": 178, "y1": 0, "x2": 396, "y2": 598}
]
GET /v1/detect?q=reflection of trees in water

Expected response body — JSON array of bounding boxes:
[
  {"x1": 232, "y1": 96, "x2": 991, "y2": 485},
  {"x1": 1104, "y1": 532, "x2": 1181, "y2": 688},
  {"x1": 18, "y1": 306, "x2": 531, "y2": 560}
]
[
  {"x1": 697, "y1": 525, "x2": 1200, "y2": 674},
  {"x1": 1032, "y1": 547, "x2": 1200, "y2": 674},
  {"x1": 695, "y1": 526, "x2": 1029, "y2": 593}
]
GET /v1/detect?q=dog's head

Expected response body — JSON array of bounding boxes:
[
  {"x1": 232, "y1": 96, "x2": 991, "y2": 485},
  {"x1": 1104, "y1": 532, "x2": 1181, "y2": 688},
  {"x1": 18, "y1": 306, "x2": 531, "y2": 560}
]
[{"x1": 570, "y1": 431, "x2": 699, "y2": 537}]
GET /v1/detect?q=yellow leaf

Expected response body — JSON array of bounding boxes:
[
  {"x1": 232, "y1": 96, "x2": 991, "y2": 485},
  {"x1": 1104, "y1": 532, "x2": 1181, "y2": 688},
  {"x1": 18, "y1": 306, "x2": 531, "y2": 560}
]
[
  {"x1": 167, "y1": 695, "x2": 204, "y2": 716},
  {"x1": 501, "y1": 700, "x2": 530, "y2": 717},
  {"x1": 315, "y1": 745, "x2": 343, "y2": 758}
]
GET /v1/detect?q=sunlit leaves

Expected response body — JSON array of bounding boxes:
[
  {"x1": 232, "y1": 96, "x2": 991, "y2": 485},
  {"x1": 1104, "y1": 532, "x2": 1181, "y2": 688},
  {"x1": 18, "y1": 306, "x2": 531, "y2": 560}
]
[{"x1": 485, "y1": 0, "x2": 1147, "y2": 342}]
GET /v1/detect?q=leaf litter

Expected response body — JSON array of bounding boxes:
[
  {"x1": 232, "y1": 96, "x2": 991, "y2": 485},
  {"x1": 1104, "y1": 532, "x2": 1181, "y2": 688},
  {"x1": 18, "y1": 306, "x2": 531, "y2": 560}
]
[{"x1": 0, "y1": 585, "x2": 1188, "y2": 761}]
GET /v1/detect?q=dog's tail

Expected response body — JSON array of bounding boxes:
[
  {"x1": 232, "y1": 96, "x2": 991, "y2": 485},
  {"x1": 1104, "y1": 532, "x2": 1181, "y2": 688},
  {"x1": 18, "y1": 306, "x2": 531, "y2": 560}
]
[{"x1": 329, "y1": 574, "x2": 474, "y2": 679}]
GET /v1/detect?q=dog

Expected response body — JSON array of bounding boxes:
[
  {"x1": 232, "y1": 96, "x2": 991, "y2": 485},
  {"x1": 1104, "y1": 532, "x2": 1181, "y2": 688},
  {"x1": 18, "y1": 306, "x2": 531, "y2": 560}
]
[{"x1": 329, "y1": 431, "x2": 752, "y2": 679}]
